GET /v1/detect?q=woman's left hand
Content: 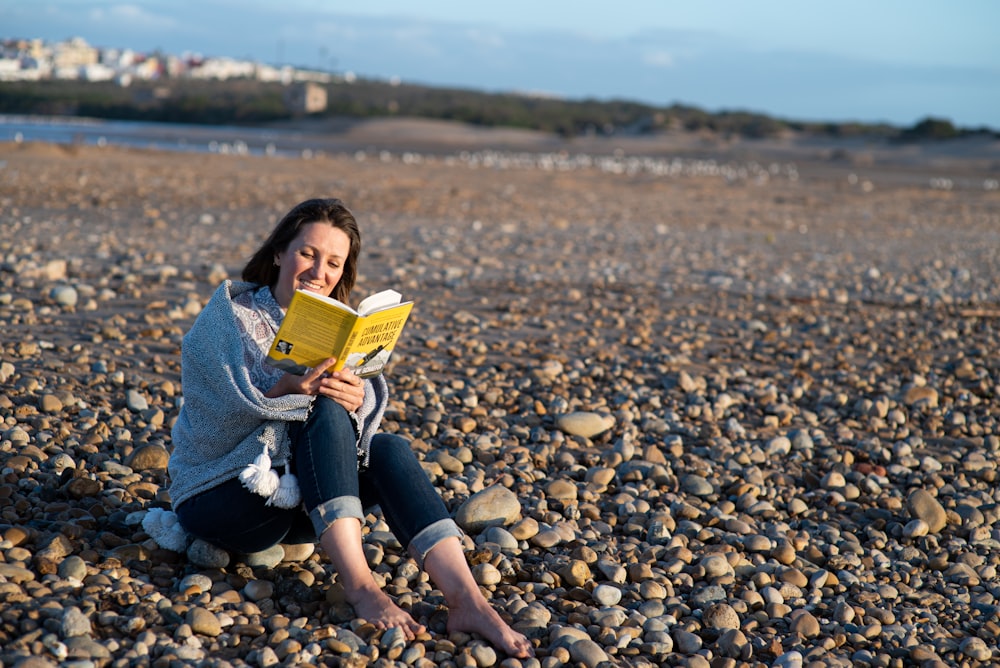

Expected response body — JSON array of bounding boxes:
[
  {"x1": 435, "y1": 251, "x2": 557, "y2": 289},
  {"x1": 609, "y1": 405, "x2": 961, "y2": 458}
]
[{"x1": 316, "y1": 366, "x2": 365, "y2": 413}]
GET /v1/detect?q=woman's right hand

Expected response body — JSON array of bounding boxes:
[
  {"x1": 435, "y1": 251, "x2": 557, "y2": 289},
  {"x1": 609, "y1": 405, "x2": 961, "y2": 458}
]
[{"x1": 265, "y1": 356, "x2": 340, "y2": 398}]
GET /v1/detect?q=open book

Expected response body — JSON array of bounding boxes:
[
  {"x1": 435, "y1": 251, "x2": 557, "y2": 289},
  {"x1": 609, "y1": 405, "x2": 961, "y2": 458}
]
[{"x1": 266, "y1": 289, "x2": 414, "y2": 378}]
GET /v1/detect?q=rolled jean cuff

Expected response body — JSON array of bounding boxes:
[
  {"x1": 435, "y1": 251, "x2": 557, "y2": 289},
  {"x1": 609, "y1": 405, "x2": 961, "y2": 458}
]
[
  {"x1": 407, "y1": 518, "x2": 465, "y2": 567},
  {"x1": 309, "y1": 496, "x2": 365, "y2": 538}
]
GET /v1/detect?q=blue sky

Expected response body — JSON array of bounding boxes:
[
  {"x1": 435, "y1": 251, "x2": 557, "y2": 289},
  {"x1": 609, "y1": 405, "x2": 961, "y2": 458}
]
[{"x1": 5, "y1": 0, "x2": 999, "y2": 128}]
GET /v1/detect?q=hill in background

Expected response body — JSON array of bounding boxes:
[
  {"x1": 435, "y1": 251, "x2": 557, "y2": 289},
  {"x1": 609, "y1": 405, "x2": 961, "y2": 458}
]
[{"x1": 1, "y1": 76, "x2": 995, "y2": 145}]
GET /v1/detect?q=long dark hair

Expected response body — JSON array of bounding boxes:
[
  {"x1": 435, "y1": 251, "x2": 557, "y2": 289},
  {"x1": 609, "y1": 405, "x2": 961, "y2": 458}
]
[{"x1": 243, "y1": 198, "x2": 361, "y2": 304}]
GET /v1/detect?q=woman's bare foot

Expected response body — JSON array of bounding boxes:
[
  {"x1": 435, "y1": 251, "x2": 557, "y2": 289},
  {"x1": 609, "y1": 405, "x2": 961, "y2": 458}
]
[
  {"x1": 447, "y1": 597, "x2": 534, "y2": 658},
  {"x1": 348, "y1": 587, "x2": 425, "y2": 640}
]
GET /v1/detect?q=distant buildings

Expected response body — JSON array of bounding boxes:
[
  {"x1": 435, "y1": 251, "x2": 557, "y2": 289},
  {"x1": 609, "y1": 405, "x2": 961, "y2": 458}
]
[{"x1": 0, "y1": 36, "x2": 344, "y2": 113}]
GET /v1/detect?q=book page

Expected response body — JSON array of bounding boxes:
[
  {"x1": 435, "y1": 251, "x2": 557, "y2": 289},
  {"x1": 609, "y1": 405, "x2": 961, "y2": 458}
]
[{"x1": 357, "y1": 289, "x2": 402, "y2": 315}]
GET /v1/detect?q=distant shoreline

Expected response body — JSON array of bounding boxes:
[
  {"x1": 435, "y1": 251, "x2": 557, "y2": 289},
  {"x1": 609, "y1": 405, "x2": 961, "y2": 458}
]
[{"x1": 2, "y1": 113, "x2": 998, "y2": 185}]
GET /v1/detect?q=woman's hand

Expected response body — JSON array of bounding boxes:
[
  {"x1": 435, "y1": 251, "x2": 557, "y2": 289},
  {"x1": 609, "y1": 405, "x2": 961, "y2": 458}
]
[{"x1": 266, "y1": 356, "x2": 365, "y2": 412}]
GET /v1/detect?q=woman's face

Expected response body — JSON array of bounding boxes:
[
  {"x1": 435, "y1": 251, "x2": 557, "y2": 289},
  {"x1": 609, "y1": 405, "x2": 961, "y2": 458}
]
[{"x1": 273, "y1": 222, "x2": 352, "y2": 309}]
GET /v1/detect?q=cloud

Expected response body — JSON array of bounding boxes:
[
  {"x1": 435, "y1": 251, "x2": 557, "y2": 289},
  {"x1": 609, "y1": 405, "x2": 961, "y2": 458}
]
[
  {"x1": 87, "y1": 4, "x2": 180, "y2": 29},
  {"x1": 463, "y1": 28, "x2": 506, "y2": 50},
  {"x1": 641, "y1": 49, "x2": 674, "y2": 68}
]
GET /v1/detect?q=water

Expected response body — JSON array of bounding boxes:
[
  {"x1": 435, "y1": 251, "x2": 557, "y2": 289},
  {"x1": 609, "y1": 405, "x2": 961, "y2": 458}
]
[{"x1": 0, "y1": 114, "x2": 349, "y2": 158}]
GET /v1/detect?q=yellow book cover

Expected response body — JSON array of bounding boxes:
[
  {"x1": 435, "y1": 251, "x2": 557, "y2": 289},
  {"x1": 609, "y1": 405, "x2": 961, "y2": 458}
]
[{"x1": 266, "y1": 289, "x2": 414, "y2": 378}]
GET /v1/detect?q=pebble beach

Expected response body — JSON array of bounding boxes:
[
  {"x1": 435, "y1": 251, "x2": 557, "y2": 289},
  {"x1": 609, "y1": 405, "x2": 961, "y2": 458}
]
[{"x1": 2, "y1": 125, "x2": 1000, "y2": 668}]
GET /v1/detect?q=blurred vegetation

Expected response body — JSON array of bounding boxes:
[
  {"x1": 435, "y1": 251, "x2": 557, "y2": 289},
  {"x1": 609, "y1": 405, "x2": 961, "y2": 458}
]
[{"x1": 0, "y1": 78, "x2": 995, "y2": 142}]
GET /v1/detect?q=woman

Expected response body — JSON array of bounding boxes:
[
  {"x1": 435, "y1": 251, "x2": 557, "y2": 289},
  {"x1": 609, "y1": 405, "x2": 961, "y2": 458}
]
[{"x1": 167, "y1": 198, "x2": 532, "y2": 658}]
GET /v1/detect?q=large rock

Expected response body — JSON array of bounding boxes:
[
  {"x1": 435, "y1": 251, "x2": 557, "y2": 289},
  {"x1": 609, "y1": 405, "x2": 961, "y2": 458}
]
[
  {"x1": 455, "y1": 485, "x2": 521, "y2": 533},
  {"x1": 555, "y1": 412, "x2": 614, "y2": 438},
  {"x1": 126, "y1": 443, "x2": 170, "y2": 471},
  {"x1": 907, "y1": 488, "x2": 948, "y2": 533}
]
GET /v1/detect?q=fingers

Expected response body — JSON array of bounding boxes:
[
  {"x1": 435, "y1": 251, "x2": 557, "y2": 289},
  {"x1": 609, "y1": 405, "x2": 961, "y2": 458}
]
[
  {"x1": 306, "y1": 357, "x2": 338, "y2": 380},
  {"x1": 314, "y1": 371, "x2": 365, "y2": 411}
]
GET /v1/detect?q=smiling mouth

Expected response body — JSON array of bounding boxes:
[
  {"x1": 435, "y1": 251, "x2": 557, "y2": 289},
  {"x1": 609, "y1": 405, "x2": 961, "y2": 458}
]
[{"x1": 298, "y1": 280, "x2": 325, "y2": 291}]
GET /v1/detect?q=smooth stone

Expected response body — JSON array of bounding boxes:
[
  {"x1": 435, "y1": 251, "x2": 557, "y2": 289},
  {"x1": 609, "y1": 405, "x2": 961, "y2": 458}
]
[
  {"x1": 379, "y1": 626, "x2": 407, "y2": 650},
  {"x1": 469, "y1": 644, "x2": 497, "y2": 667},
  {"x1": 0, "y1": 564, "x2": 36, "y2": 583},
  {"x1": 743, "y1": 534, "x2": 773, "y2": 552},
  {"x1": 546, "y1": 478, "x2": 578, "y2": 501},
  {"x1": 591, "y1": 607, "x2": 627, "y2": 628},
  {"x1": 187, "y1": 539, "x2": 230, "y2": 569},
  {"x1": 281, "y1": 543, "x2": 316, "y2": 562},
  {"x1": 567, "y1": 638, "x2": 609, "y2": 668},
  {"x1": 455, "y1": 485, "x2": 522, "y2": 533},
  {"x1": 50, "y1": 285, "x2": 79, "y2": 307},
  {"x1": 903, "y1": 385, "x2": 938, "y2": 408},
  {"x1": 57, "y1": 555, "x2": 88, "y2": 581},
  {"x1": 256, "y1": 646, "x2": 280, "y2": 666},
  {"x1": 243, "y1": 580, "x2": 274, "y2": 602},
  {"x1": 690, "y1": 585, "x2": 727, "y2": 607},
  {"x1": 6, "y1": 426, "x2": 30, "y2": 444},
  {"x1": 790, "y1": 610, "x2": 821, "y2": 638},
  {"x1": 7, "y1": 657, "x2": 59, "y2": 668},
  {"x1": 64, "y1": 636, "x2": 112, "y2": 660},
  {"x1": 509, "y1": 517, "x2": 540, "y2": 540},
  {"x1": 187, "y1": 607, "x2": 223, "y2": 636},
  {"x1": 62, "y1": 607, "x2": 92, "y2": 638},
  {"x1": 41, "y1": 259, "x2": 67, "y2": 281},
  {"x1": 639, "y1": 580, "x2": 668, "y2": 600},
  {"x1": 126, "y1": 443, "x2": 170, "y2": 471},
  {"x1": 766, "y1": 436, "x2": 791, "y2": 456},
  {"x1": 772, "y1": 651, "x2": 804, "y2": 668},
  {"x1": 39, "y1": 393, "x2": 63, "y2": 413},
  {"x1": 702, "y1": 603, "x2": 740, "y2": 630},
  {"x1": 592, "y1": 584, "x2": 622, "y2": 607},
  {"x1": 48, "y1": 453, "x2": 76, "y2": 473},
  {"x1": 700, "y1": 554, "x2": 734, "y2": 579},
  {"x1": 126, "y1": 388, "x2": 149, "y2": 412},
  {"x1": 673, "y1": 628, "x2": 702, "y2": 654},
  {"x1": 555, "y1": 412, "x2": 614, "y2": 438},
  {"x1": 530, "y1": 529, "x2": 563, "y2": 549},
  {"x1": 482, "y1": 526, "x2": 519, "y2": 551},
  {"x1": 716, "y1": 628, "x2": 750, "y2": 659},
  {"x1": 434, "y1": 450, "x2": 464, "y2": 474},
  {"x1": 178, "y1": 573, "x2": 213, "y2": 594},
  {"x1": 243, "y1": 545, "x2": 285, "y2": 568},
  {"x1": 585, "y1": 467, "x2": 616, "y2": 488},
  {"x1": 559, "y1": 560, "x2": 591, "y2": 587},
  {"x1": 680, "y1": 475, "x2": 715, "y2": 497},
  {"x1": 960, "y1": 637, "x2": 992, "y2": 661},
  {"x1": 472, "y1": 562, "x2": 503, "y2": 586},
  {"x1": 902, "y1": 518, "x2": 930, "y2": 537},
  {"x1": 822, "y1": 471, "x2": 846, "y2": 489},
  {"x1": 907, "y1": 488, "x2": 948, "y2": 533}
]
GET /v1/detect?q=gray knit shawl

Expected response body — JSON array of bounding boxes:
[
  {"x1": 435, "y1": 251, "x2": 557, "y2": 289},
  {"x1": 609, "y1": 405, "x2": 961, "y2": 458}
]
[{"x1": 168, "y1": 280, "x2": 388, "y2": 507}]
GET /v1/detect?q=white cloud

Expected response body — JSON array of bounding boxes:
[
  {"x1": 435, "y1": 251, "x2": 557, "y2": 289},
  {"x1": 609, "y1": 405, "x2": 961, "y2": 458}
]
[
  {"x1": 463, "y1": 28, "x2": 505, "y2": 50},
  {"x1": 642, "y1": 49, "x2": 674, "y2": 68},
  {"x1": 88, "y1": 4, "x2": 179, "y2": 29}
]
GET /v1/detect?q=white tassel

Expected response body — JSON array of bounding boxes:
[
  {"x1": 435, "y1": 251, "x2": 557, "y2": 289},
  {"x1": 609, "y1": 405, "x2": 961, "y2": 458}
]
[
  {"x1": 142, "y1": 508, "x2": 190, "y2": 552},
  {"x1": 240, "y1": 446, "x2": 280, "y2": 497},
  {"x1": 268, "y1": 464, "x2": 301, "y2": 508}
]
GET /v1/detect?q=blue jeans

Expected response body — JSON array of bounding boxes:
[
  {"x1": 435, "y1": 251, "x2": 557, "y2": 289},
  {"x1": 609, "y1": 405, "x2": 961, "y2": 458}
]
[{"x1": 175, "y1": 397, "x2": 461, "y2": 564}]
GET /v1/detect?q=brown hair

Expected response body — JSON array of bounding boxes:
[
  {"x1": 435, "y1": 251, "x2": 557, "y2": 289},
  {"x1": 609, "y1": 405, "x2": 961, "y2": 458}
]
[{"x1": 243, "y1": 198, "x2": 361, "y2": 303}]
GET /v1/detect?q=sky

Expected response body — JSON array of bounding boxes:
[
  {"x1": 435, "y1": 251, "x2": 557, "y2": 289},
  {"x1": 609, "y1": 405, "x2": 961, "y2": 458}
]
[{"x1": 5, "y1": 0, "x2": 1000, "y2": 129}]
